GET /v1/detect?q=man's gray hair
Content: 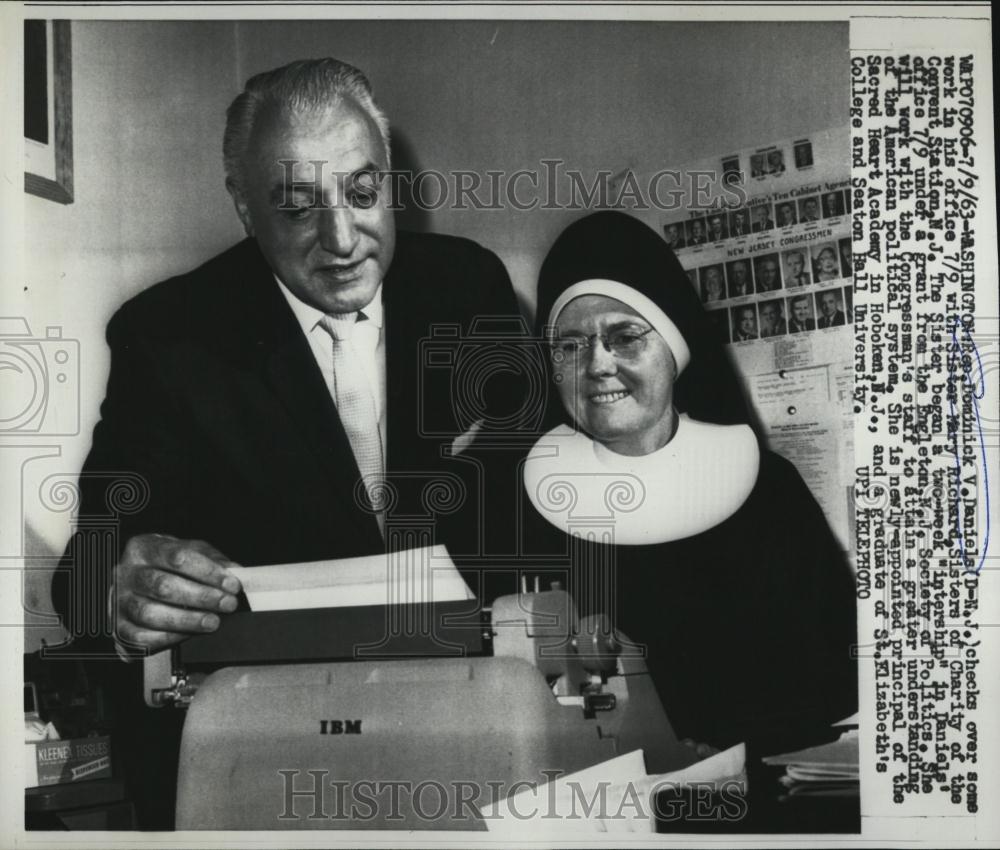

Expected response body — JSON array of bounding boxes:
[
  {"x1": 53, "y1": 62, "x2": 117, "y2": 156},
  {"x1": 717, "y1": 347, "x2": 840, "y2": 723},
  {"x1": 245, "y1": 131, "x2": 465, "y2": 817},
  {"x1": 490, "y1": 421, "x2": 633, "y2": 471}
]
[{"x1": 223, "y1": 58, "x2": 391, "y2": 191}]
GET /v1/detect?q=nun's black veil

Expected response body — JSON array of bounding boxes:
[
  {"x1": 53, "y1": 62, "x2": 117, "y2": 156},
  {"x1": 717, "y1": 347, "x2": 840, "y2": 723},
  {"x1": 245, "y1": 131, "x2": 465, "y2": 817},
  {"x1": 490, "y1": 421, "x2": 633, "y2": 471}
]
[{"x1": 535, "y1": 211, "x2": 758, "y2": 435}]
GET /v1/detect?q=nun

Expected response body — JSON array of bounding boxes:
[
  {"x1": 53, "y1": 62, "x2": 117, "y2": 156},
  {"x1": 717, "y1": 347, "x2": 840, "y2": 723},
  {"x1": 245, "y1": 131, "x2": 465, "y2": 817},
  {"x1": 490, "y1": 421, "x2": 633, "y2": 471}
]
[{"x1": 522, "y1": 211, "x2": 857, "y2": 752}]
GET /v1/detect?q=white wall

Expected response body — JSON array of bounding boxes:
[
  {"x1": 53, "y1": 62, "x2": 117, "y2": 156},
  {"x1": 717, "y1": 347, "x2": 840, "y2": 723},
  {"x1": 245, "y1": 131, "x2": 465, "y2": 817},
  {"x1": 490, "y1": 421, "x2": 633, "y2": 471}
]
[
  {"x1": 24, "y1": 20, "x2": 244, "y2": 468},
  {"x1": 19, "y1": 19, "x2": 847, "y2": 647},
  {"x1": 20, "y1": 21, "x2": 243, "y2": 649}
]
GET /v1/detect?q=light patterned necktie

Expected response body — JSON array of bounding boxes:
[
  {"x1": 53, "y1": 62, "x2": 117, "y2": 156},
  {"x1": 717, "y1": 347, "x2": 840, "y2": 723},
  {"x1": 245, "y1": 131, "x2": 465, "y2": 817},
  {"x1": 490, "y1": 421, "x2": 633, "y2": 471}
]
[{"x1": 320, "y1": 313, "x2": 385, "y2": 532}]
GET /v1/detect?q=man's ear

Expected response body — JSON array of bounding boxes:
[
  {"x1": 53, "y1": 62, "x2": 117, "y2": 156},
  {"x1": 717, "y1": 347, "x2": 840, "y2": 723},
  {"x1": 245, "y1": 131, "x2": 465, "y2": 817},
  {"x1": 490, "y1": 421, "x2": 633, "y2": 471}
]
[{"x1": 226, "y1": 178, "x2": 255, "y2": 238}]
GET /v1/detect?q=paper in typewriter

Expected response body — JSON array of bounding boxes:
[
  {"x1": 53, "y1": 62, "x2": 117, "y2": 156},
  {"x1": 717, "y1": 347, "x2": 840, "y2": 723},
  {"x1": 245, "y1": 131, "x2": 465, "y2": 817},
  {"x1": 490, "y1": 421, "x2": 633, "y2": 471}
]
[{"x1": 227, "y1": 545, "x2": 474, "y2": 611}]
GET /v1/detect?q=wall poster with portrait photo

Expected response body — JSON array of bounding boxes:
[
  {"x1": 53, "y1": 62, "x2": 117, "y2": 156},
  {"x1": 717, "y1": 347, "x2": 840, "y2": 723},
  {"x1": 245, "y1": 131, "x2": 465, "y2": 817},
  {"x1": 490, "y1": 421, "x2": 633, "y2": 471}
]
[
  {"x1": 24, "y1": 19, "x2": 73, "y2": 204},
  {"x1": 659, "y1": 128, "x2": 854, "y2": 550}
]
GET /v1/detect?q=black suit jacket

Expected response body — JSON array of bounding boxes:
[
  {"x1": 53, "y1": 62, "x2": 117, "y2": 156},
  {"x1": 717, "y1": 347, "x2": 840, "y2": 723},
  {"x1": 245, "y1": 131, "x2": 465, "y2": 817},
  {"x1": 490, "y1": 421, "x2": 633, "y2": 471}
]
[
  {"x1": 49, "y1": 232, "x2": 527, "y2": 829},
  {"x1": 53, "y1": 232, "x2": 525, "y2": 640}
]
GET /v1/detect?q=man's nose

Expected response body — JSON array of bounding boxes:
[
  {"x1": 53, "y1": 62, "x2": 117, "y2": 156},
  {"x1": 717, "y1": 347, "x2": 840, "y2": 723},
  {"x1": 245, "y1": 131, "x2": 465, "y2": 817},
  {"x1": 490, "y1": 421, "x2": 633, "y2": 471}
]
[
  {"x1": 585, "y1": 340, "x2": 617, "y2": 376},
  {"x1": 318, "y1": 206, "x2": 360, "y2": 256}
]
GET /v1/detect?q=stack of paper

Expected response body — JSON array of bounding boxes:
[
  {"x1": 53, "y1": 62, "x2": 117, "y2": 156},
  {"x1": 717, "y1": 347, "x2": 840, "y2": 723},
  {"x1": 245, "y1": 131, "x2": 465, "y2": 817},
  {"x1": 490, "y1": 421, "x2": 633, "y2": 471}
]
[{"x1": 762, "y1": 716, "x2": 859, "y2": 798}]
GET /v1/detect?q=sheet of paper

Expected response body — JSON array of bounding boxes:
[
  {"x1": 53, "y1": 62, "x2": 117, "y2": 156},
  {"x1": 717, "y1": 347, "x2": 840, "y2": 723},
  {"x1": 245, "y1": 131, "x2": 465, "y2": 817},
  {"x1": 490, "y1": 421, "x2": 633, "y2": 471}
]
[
  {"x1": 482, "y1": 744, "x2": 747, "y2": 834},
  {"x1": 646, "y1": 742, "x2": 746, "y2": 785},
  {"x1": 227, "y1": 544, "x2": 473, "y2": 611},
  {"x1": 482, "y1": 749, "x2": 650, "y2": 834}
]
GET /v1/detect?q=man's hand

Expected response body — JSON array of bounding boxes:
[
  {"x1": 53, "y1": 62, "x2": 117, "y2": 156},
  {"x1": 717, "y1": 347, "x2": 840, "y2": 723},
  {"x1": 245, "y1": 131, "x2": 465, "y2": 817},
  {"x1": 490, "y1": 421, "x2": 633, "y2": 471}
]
[{"x1": 113, "y1": 534, "x2": 242, "y2": 653}]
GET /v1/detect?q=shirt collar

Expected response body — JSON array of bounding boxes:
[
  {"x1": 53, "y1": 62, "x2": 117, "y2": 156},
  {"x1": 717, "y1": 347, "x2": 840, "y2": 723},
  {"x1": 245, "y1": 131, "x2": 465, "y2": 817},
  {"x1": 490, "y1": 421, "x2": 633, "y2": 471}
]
[{"x1": 274, "y1": 275, "x2": 384, "y2": 333}]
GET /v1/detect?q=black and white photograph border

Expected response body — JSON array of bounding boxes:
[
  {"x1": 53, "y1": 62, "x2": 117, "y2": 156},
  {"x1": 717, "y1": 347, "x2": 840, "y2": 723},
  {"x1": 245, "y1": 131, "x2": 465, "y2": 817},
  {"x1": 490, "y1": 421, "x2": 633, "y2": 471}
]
[{"x1": 1, "y1": 2, "x2": 997, "y2": 848}]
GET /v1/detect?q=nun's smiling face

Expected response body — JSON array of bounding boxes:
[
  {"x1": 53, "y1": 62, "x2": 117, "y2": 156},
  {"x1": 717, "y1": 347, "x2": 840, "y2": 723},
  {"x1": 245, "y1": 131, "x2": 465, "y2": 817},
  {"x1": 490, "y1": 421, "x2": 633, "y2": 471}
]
[{"x1": 551, "y1": 294, "x2": 678, "y2": 456}]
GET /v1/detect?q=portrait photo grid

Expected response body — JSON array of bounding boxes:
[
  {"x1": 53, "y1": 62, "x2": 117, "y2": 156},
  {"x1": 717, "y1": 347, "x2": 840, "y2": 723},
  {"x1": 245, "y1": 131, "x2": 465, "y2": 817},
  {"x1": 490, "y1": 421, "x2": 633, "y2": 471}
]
[{"x1": 664, "y1": 175, "x2": 852, "y2": 345}]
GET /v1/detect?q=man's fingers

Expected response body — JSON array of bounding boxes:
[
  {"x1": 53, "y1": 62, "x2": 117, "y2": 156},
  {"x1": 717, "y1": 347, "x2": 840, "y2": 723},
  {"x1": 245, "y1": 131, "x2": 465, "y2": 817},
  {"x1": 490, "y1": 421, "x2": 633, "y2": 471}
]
[
  {"x1": 185, "y1": 538, "x2": 241, "y2": 571},
  {"x1": 131, "y1": 566, "x2": 238, "y2": 613},
  {"x1": 128, "y1": 535, "x2": 242, "y2": 594},
  {"x1": 113, "y1": 534, "x2": 242, "y2": 653},
  {"x1": 162, "y1": 541, "x2": 239, "y2": 592},
  {"x1": 115, "y1": 623, "x2": 191, "y2": 654},
  {"x1": 121, "y1": 594, "x2": 223, "y2": 635}
]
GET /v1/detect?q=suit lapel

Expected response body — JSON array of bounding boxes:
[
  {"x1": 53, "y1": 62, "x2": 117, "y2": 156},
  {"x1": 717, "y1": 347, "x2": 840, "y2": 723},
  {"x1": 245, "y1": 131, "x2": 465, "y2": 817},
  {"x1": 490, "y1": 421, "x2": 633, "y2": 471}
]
[
  {"x1": 381, "y1": 236, "x2": 449, "y2": 519},
  {"x1": 382, "y1": 241, "x2": 417, "y2": 472},
  {"x1": 233, "y1": 241, "x2": 384, "y2": 549}
]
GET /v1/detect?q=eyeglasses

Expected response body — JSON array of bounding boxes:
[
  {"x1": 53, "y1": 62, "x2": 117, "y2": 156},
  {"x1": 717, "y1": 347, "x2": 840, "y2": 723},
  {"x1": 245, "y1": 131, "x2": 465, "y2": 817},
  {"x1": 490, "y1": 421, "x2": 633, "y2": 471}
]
[{"x1": 550, "y1": 328, "x2": 654, "y2": 365}]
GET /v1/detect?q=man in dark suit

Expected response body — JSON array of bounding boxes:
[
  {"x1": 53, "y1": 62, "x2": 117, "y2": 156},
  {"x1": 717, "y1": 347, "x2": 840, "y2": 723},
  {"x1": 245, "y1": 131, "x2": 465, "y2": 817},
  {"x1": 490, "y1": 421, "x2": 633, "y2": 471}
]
[
  {"x1": 788, "y1": 295, "x2": 816, "y2": 333},
  {"x1": 707, "y1": 213, "x2": 728, "y2": 243},
  {"x1": 759, "y1": 300, "x2": 787, "y2": 337},
  {"x1": 726, "y1": 259, "x2": 753, "y2": 297},
  {"x1": 57, "y1": 55, "x2": 523, "y2": 654},
  {"x1": 751, "y1": 205, "x2": 774, "y2": 232},
  {"x1": 728, "y1": 208, "x2": 749, "y2": 238},
  {"x1": 798, "y1": 196, "x2": 820, "y2": 222},
  {"x1": 686, "y1": 218, "x2": 707, "y2": 245},
  {"x1": 663, "y1": 222, "x2": 686, "y2": 250},
  {"x1": 732, "y1": 306, "x2": 758, "y2": 341},
  {"x1": 822, "y1": 191, "x2": 844, "y2": 218},
  {"x1": 754, "y1": 255, "x2": 782, "y2": 292},
  {"x1": 52, "y1": 57, "x2": 524, "y2": 828},
  {"x1": 817, "y1": 290, "x2": 847, "y2": 328}
]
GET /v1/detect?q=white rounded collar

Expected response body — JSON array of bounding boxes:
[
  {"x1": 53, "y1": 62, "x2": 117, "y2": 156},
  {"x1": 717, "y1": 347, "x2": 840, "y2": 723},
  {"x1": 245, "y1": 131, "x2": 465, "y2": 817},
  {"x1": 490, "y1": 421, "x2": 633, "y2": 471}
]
[{"x1": 523, "y1": 414, "x2": 760, "y2": 545}]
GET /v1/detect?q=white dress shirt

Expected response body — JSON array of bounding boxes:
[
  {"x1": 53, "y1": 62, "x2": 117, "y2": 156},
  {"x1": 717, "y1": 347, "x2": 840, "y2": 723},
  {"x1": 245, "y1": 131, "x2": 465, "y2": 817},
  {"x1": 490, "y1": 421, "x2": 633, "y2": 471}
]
[{"x1": 274, "y1": 277, "x2": 387, "y2": 466}]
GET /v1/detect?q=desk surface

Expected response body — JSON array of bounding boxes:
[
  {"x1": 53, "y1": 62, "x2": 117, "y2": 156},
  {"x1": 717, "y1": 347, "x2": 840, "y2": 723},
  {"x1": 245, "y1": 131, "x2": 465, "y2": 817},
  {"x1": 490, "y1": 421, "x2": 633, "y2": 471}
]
[{"x1": 26, "y1": 778, "x2": 126, "y2": 813}]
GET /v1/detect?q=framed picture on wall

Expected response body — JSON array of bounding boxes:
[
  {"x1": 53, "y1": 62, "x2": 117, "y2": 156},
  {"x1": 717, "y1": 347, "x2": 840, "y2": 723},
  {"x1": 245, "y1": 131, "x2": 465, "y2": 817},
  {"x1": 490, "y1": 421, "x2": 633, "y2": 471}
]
[{"x1": 24, "y1": 20, "x2": 73, "y2": 204}]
